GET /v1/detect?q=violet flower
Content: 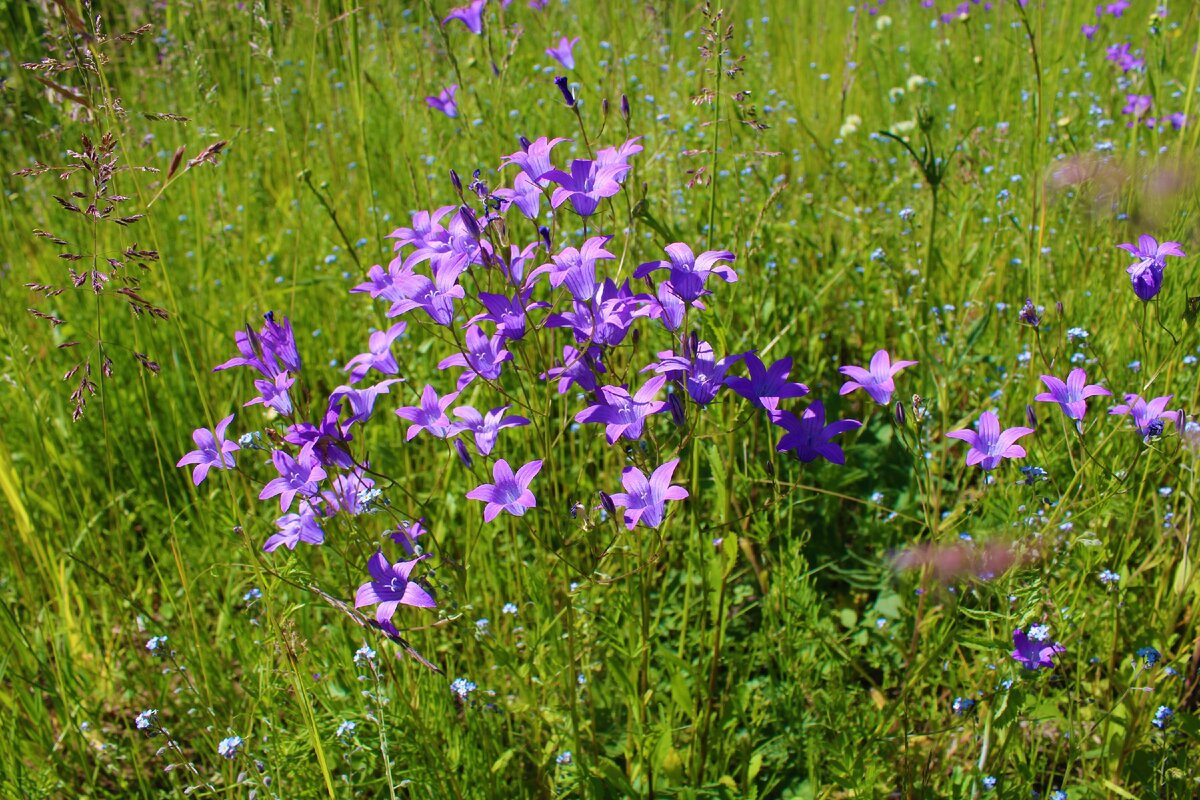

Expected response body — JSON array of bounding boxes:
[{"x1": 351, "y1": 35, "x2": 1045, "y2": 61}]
[
  {"x1": 652, "y1": 341, "x2": 742, "y2": 406},
  {"x1": 344, "y1": 322, "x2": 407, "y2": 383},
  {"x1": 1034, "y1": 369, "x2": 1111, "y2": 422},
  {"x1": 771, "y1": 401, "x2": 861, "y2": 464},
  {"x1": 259, "y1": 449, "x2": 328, "y2": 512},
  {"x1": 529, "y1": 235, "x2": 616, "y2": 300},
  {"x1": 544, "y1": 159, "x2": 627, "y2": 217},
  {"x1": 1116, "y1": 235, "x2": 1185, "y2": 302},
  {"x1": 437, "y1": 324, "x2": 513, "y2": 389},
  {"x1": 724, "y1": 353, "x2": 809, "y2": 412},
  {"x1": 838, "y1": 349, "x2": 918, "y2": 406},
  {"x1": 634, "y1": 243, "x2": 737, "y2": 303},
  {"x1": 493, "y1": 172, "x2": 542, "y2": 220},
  {"x1": 395, "y1": 384, "x2": 459, "y2": 440},
  {"x1": 263, "y1": 509, "x2": 325, "y2": 552},
  {"x1": 466, "y1": 459, "x2": 543, "y2": 521},
  {"x1": 386, "y1": 206, "x2": 456, "y2": 252},
  {"x1": 243, "y1": 371, "x2": 295, "y2": 416},
  {"x1": 354, "y1": 551, "x2": 436, "y2": 626},
  {"x1": 1011, "y1": 627, "x2": 1065, "y2": 670},
  {"x1": 441, "y1": 0, "x2": 486, "y2": 33},
  {"x1": 610, "y1": 459, "x2": 689, "y2": 530},
  {"x1": 500, "y1": 136, "x2": 570, "y2": 185},
  {"x1": 574, "y1": 376, "x2": 668, "y2": 444},
  {"x1": 467, "y1": 289, "x2": 546, "y2": 340},
  {"x1": 176, "y1": 414, "x2": 240, "y2": 486},
  {"x1": 390, "y1": 518, "x2": 428, "y2": 555},
  {"x1": 425, "y1": 84, "x2": 459, "y2": 118},
  {"x1": 285, "y1": 406, "x2": 354, "y2": 470},
  {"x1": 450, "y1": 405, "x2": 531, "y2": 455},
  {"x1": 329, "y1": 379, "x2": 402, "y2": 429},
  {"x1": 945, "y1": 411, "x2": 1034, "y2": 470},
  {"x1": 1109, "y1": 393, "x2": 1179, "y2": 439},
  {"x1": 542, "y1": 345, "x2": 605, "y2": 394},
  {"x1": 545, "y1": 36, "x2": 580, "y2": 70}
]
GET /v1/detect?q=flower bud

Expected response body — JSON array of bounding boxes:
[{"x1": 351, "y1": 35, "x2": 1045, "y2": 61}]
[
  {"x1": 620, "y1": 94, "x2": 631, "y2": 123},
  {"x1": 1025, "y1": 404, "x2": 1038, "y2": 430},
  {"x1": 894, "y1": 400, "x2": 906, "y2": 426},
  {"x1": 458, "y1": 206, "x2": 481, "y2": 240},
  {"x1": 519, "y1": 135, "x2": 532, "y2": 152},
  {"x1": 599, "y1": 491, "x2": 617, "y2": 517},
  {"x1": 538, "y1": 225, "x2": 552, "y2": 251},
  {"x1": 449, "y1": 169, "x2": 463, "y2": 194},
  {"x1": 554, "y1": 76, "x2": 576, "y2": 107},
  {"x1": 454, "y1": 438, "x2": 473, "y2": 468},
  {"x1": 667, "y1": 391, "x2": 686, "y2": 426},
  {"x1": 602, "y1": 98, "x2": 609, "y2": 117}
]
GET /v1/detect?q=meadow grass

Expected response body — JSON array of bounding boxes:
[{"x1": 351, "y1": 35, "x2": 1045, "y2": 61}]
[{"x1": 1, "y1": 0, "x2": 1200, "y2": 797}]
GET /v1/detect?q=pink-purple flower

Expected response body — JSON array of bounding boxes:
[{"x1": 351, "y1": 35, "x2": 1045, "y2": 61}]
[
  {"x1": 1034, "y1": 369, "x2": 1111, "y2": 422},
  {"x1": 354, "y1": 551, "x2": 437, "y2": 625},
  {"x1": 1011, "y1": 627, "x2": 1065, "y2": 670},
  {"x1": 1109, "y1": 393, "x2": 1179, "y2": 439},
  {"x1": 545, "y1": 36, "x2": 580, "y2": 70},
  {"x1": 344, "y1": 322, "x2": 407, "y2": 383},
  {"x1": 609, "y1": 459, "x2": 689, "y2": 530},
  {"x1": 574, "y1": 376, "x2": 668, "y2": 444},
  {"x1": 945, "y1": 411, "x2": 1033, "y2": 470},
  {"x1": 466, "y1": 459, "x2": 543, "y2": 521},
  {"x1": 259, "y1": 449, "x2": 328, "y2": 512},
  {"x1": 1116, "y1": 235, "x2": 1185, "y2": 302},
  {"x1": 395, "y1": 384, "x2": 459, "y2": 440},
  {"x1": 263, "y1": 508, "x2": 325, "y2": 552},
  {"x1": 838, "y1": 349, "x2": 918, "y2": 406},
  {"x1": 771, "y1": 401, "x2": 861, "y2": 465},
  {"x1": 425, "y1": 84, "x2": 459, "y2": 118},
  {"x1": 441, "y1": 0, "x2": 486, "y2": 34},
  {"x1": 176, "y1": 414, "x2": 240, "y2": 486}
]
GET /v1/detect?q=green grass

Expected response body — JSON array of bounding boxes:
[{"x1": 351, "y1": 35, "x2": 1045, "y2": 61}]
[{"x1": 2, "y1": 0, "x2": 1200, "y2": 797}]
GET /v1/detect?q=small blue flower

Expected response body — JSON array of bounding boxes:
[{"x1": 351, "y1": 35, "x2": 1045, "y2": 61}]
[
  {"x1": 1152, "y1": 705, "x2": 1174, "y2": 729},
  {"x1": 450, "y1": 678, "x2": 477, "y2": 700},
  {"x1": 1135, "y1": 646, "x2": 1161, "y2": 667},
  {"x1": 952, "y1": 697, "x2": 975, "y2": 715},
  {"x1": 502, "y1": 602, "x2": 518, "y2": 616},
  {"x1": 336, "y1": 720, "x2": 356, "y2": 739},
  {"x1": 354, "y1": 643, "x2": 376, "y2": 666},
  {"x1": 146, "y1": 635, "x2": 169, "y2": 655},
  {"x1": 1098, "y1": 569, "x2": 1120, "y2": 585},
  {"x1": 982, "y1": 775, "x2": 997, "y2": 790},
  {"x1": 218, "y1": 735, "x2": 243, "y2": 759},
  {"x1": 556, "y1": 751, "x2": 573, "y2": 765},
  {"x1": 135, "y1": 709, "x2": 157, "y2": 731}
]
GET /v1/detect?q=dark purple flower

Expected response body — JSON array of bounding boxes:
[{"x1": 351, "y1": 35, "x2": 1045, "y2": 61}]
[
  {"x1": 546, "y1": 36, "x2": 580, "y2": 70},
  {"x1": 724, "y1": 353, "x2": 809, "y2": 412},
  {"x1": 1117, "y1": 235, "x2": 1184, "y2": 301},
  {"x1": 771, "y1": 400, "x2": 861, "y2": 464},
  {"x1": 395, "y1": 384, "x2": 459, "y2": 440},
  {"x1": 437, "y1": 324, "x2": 513, "y2": 389},
  {"x1": 450, "y1": 405, "x2": 531, "y2": 455},
  {"x1": 553, "y1": 75, "x2": 575, "y2": 107},
  {"x1": 1034, "y1": 369, "x2": 1111, "y2": 422},
  {"x1": 390, "y1": 518, "x2": 428, "y2": 555},
  {"x1": 263, "y1": 508, "x2": 325, "y2": 552},
  {"x1": 329, "y1": 379, "x2": 402, "y2": 429},
  {"x1": 176, "y1": 414, "x2": 239, "y2": 485},
  {"x1": 544, "y1": 159, "x2": 627, "y2": 217},
  {"x1": 609, "y1": 459, "x2": 689, "y2": 530},
  {"x1": 354, "y1": 551, "x2": 436, "y2": 625},
  {"x1": 838, "y1": 349, "x2": 918, "y2": 406},
  {"x1": 441, "y1": 0, "x2": 486, "y2": 33},
  {"x1": 575, "y1": 376, "x2": 668, "y2": 444},
  {"x1": 1011, "y1": 627, "x2": 1065, "y2": 670},
  {"x1": 542, "y1": 345, "x2": 605, "y2": 394},
  {"x1": 466, "y1": 459, "x2": 543, "y2": 521},
  {"x1": 425, "y1": 84, "x2": 459, "y2": 118},
  {"x1": 344, "y1": 323, "x2": 407, "y2": 383},
  {"x1": 1109, "y1": 393, "x2": 1179, "y2": 438},
  {"x1": 634, "y1": 243, "x2": 737, "y2": 303},
  {"x1": 467, "y1": 289, "x2": 546, "y2": 340},
  {"x1": 945, "y1": 411, "x2": 1033, "y2": 470},
  {"x1": 651, "y1": 340, "x2": 742, "y2": 406},
  {"x1": 285, "y1": 406, "x2": 354, "y2": 470},
  {"x1": 243, "y1": 371, "x2": 295, "y2": 416},
  {"x1": 259, "y1": 449, "x2": 327, "y2": 512}
]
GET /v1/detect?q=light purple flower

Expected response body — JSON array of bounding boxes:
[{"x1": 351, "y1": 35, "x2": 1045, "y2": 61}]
[
  {"x1": 529, "y1": 235, "x2": 616, "y2": 300},
  {"x1": 263, "y1": 508, "x2": 325, "y2": 552},
  {"x1": 390, "y1": 518, "x2": 428, "y2": 555},
  {"x1": 466, "y1": 459, "x2": 543, "y2": 521},
  {"x1": 610, "y1": 459, "x2": 689, "y2": 530},
  {"x1": 542, "y1": 345, "x2": 605, "y2": 394},
  {"x1": 945, "y1": 411, "x2": 1034, "y2": 470},
  {"x1": 544, "y1": 159, "x2": 627, "y2": 217},
  {"x1": 176, "y1": 414, "x2": 240, "y2": 486},
  {"x1": 634, "y1": 243, "x2": 737, "y2": 303},
  {"x1": 500, "y1": 136, "x2": 570, "y2": 185},
  {"x1": 425, "y1": 84, "x2": 459, "y2": 118},
  {"x1": 771, "y1": 401, "x2": 861, "y2": 464},
  {"x1": 1109, "y1": 393, "x2": 1179, "y2": 438},
  {"x1": 259, "y1": 449, "x2": 328, "y2": 512},
  {"x1": 651, "y1": 341, "x2": 742, "y2": 406},
  {"x1": 330, "y1": 379, "x2": 402, "y2": 429},
  {"x1": 354, "y1": 551, "x2": 436, "y2": 625},
  {"x1": 450, "y1": 405, "x2": 531, "y2": 455},
  {"x1": 493, "y1": 172, "x2": 542, "y2": 220},
  {"x1": 395, "y1": 384, "x2": 459, "y2": 440},
  {"x1": 437, "y1": 324, "x2": 513, "y2": 389},
  {"x1": 1034, "y1": 369, "x2": 1111, "y2": 422},
  {"x1": 838, "y1": 350, "x2": 918, "y2": 406},
  {"x1": 1122, "y1": 94, "x2": 1153, "y2": 122},
  {"x1": 574, "y1": 376, "x2": 668, "y2": 444},
  {"x1": 545, "y1": 36, "x2": 580, "y2": 70},
  {"x1": 467, "y1": 289, "x2": 546, "y2": 341},
  {"x1": 441, "y1": 0, "x2": 486, "y2": 34},
  {"x1": 1011, "y1": 627, "x2": 1065, "y2": 670},
  {"x1": 1117, "y1": 235, "x2": 1185, "y2": 302},
  {"x1": 344, "y1": 323, "x2": 407, "y2": 383},
  {"x1": 724, "y1": 353, "x2": 809, "y2": 412}
]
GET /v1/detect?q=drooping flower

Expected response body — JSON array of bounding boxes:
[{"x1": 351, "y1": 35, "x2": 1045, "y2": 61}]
[
  {"x1": 545, "y1": 36, "x2": 580, "y2": 70},
  {"x1": 1034, "y1": 369, "x2": 1111, "y2": 422},
  {"x1": 543, "y1": 159, "x2": 627, "y2": 217},
  {"x1": 1010, "y1": 627, "x2": 1065, "y2": 670},
  {"x1": 395, "y1": 384, "x2": 459, "y2": 440},
  {"x1": 176, "y1": 414, "x2": 240, "y2": 486},
  {"x1": 344, "y1": 323, "x2": 407, "y2": 383},
  {"x1": 354, "y1": 551, "x2": 436, "y2": 625},
  {"x1": 259, "y1": 449, "x2": 328, "y2": 512},
  {"x1": 771, "y1": 400, "x2": 862, "y2": 464},
  {"x1": 1116, "y1": 235, "x2": 1185, "y2": 301},
  {"x1": 838, "y1": 349, "x2": 918, "y2": 405},
  {"x1": 263, "y1": 508, "x2": 325, "y2": 552},
  {"x1": 945, "y1": 411, "x2": 1034, "y2": 470},
  {"x1": 450, "y1": 405, "x2": 531, "y2": 455},
  {"x1": 465, "y1": 459, "x2": 543, "y2": 521},
  {"x1": 1109, "y1": 393, "x2": 1179, "y2": 439},
  {"x1": 634, "y1": 243, "x2": 737, "y2": 303},
  {"x1": 425, "y1": 84, "x2": 459, "y2": 118},
  {"x1": 609, "y1": 459, "x2": 689, "y2": 530},
  {"x1": 574, "y1": 376, "x2": 668, "y2": 444},
  {"x1": 441, "y1": 0, "x2": 486, "y2": 33},
  {"x1": 724, "y1": 353, "x2": 809, "y2": 412}
]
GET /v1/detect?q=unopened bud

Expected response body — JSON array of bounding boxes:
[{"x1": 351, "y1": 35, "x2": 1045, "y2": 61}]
[
  {"x1": 449, "y1": 169, "x2": 463, "y2": 194},
  {"x1": 1025, "y1": 404, "x2": 1038, "y2": 429},
  {"x1": 454, "y1": 438, "x2": 473, "y2": 468},
  {"x1": 459, "y1": 206, "x2": 481, "y2": 239},
  {"x1": 667, "y1": 391, "x2": 686, "y2": 426},
  {"x1": 554, "y1": 76, "x2": 576, "y2": 107},
  {"x1": 538, "y1": 225, "x2": 552, "y2": 251},
  {"x1": 894, "y1": 401, "x2": 906, "y2": 426},
  {"x1": 519, "y1": 135, "x2": 532, "y2": 152},
  {"x1": 599, "y1": 491, "x2": 616, "y2": 517},
  {"x1": 620, "y1": 94, "x2": 631, "y2": 123}
]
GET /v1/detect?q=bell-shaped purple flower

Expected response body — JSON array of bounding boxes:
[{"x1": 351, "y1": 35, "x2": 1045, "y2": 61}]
[
  {"x1": 634, "y1": 243, "x2": 737, "y2": 303},
  {"x1": 610, "y1": 459, "x2": 689, "y2": 530},
  {"x1": 1034, "y1": 368, "x2": 1111, "y2": 422},
  {"x1": 465, "y1": 459, "x2": 543, "y2": 522},
  {"x1": 176, "y1": 414, "x2": 240, "y2": 486},
  {"x1": 945, "y1": 411, "x2": 1034, "y2": 470},
  {"x1": 838, "y1": 349, "x2": 918, "y2": 406},
  {"x1": 354, "y1": 551, "x2": 436, "y2": 626},
  {"x1": 425, "y1": 84, "x2": 459, "y2": 118},
  {"x1": 771, "y1": 401, "x2": 861, "y2": 464}
]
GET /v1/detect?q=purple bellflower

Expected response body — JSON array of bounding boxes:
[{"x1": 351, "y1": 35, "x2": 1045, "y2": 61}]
[
  {"x1": 1116, "y1": 235, "x2": 1185, "y2": 302},
  {"x1": 574, "y1": 375, "x2": 669, "y2": 444},
  {"x1": 437, "y1": 324, "x2": 513, "y2": 390},
  {"x1": 530, "y1": 236, "x2": 616, "y2": 301},
  {"x1": 1034, "y1": 369, "x2": 1111, "y2": 422},
  {"x1": 546, "y1": 36, "x2": 580, "y2": 70},
  {"x1": 244, "y1": 371, "x2": 295, "y2": 416},
  {"x1": 500, "y1": 136, "x2": 570, "y2": 186},
  {"x1": 425, "y1": 84, "x2": 459, "y2": 118},
  {"x1": 450, "y1": 405, "x2": 531, "y2": 455},
  {"x1": 259, "y1": 449, "x2": 328, "y2": 512},
  {"x1": 330, "y1": 379, "x2": 402, "y2": 429},
  {"x1": 354, "y1": 551, "x2": 437, "y2": 625},
  {"x1": 651, "y1": 341, "x2": 742, "y2": 406},
  {"x1": 634, "y1": 243, "x2": 737, "y2": 303},
  {"x1": 466, "y1": 459, "x2": 543, "y2": 521},
  {"x1": 838, "y1": 349, "x2": 918, "y2": 405},
  {"x1": 610, "y1": 459, "x2": 689, "y2": 530},
  {"x1": 395, "y1": 384, "x2": 460, "y2": 440},
  {"x1": 263, "y1": 509, "x2": 325, "y2": 552},
  {"x1": 286, "y1": 406, "x2": 354, "y2": 470},
  {"x1": 176, "y1": 414, "x2": 240, "y2": 486},
  {"x1": 441, "y1": 0, "x2": 486, "y2": 33},
  {"x1": 1011, "y1": 627, "x2": 1065, "y2": 670},
  {"x1": 1109, "y1": 393, "x2": 1179, "y2": 439},
  {"x1": 543, "y1": 345, "x2": 605, "y2": 394},
  {"x1": 344, "y1": 323, "x2": 407, "y2": 383},
  {"x1": 724, "y1": 353, "x2": 809, "y2": 412},
  {"x1": 544, "y1": 159, "x2": 627, "y2": 217},
  {"x1": 467, "y1": 289, "x2": 546, "y2": 340},
  {"x1": 945, "y1": 411, "x2": 1034, "y2": 470},
  {"x1": 771, "y1": 401, "x2": 861, "y2": 464},
  {"x1": 390, "y1": 518, "x2": 428, "y2": 555},
  {"x1": 493, "y1": 172, "x2": 542, "y2": 220}
]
